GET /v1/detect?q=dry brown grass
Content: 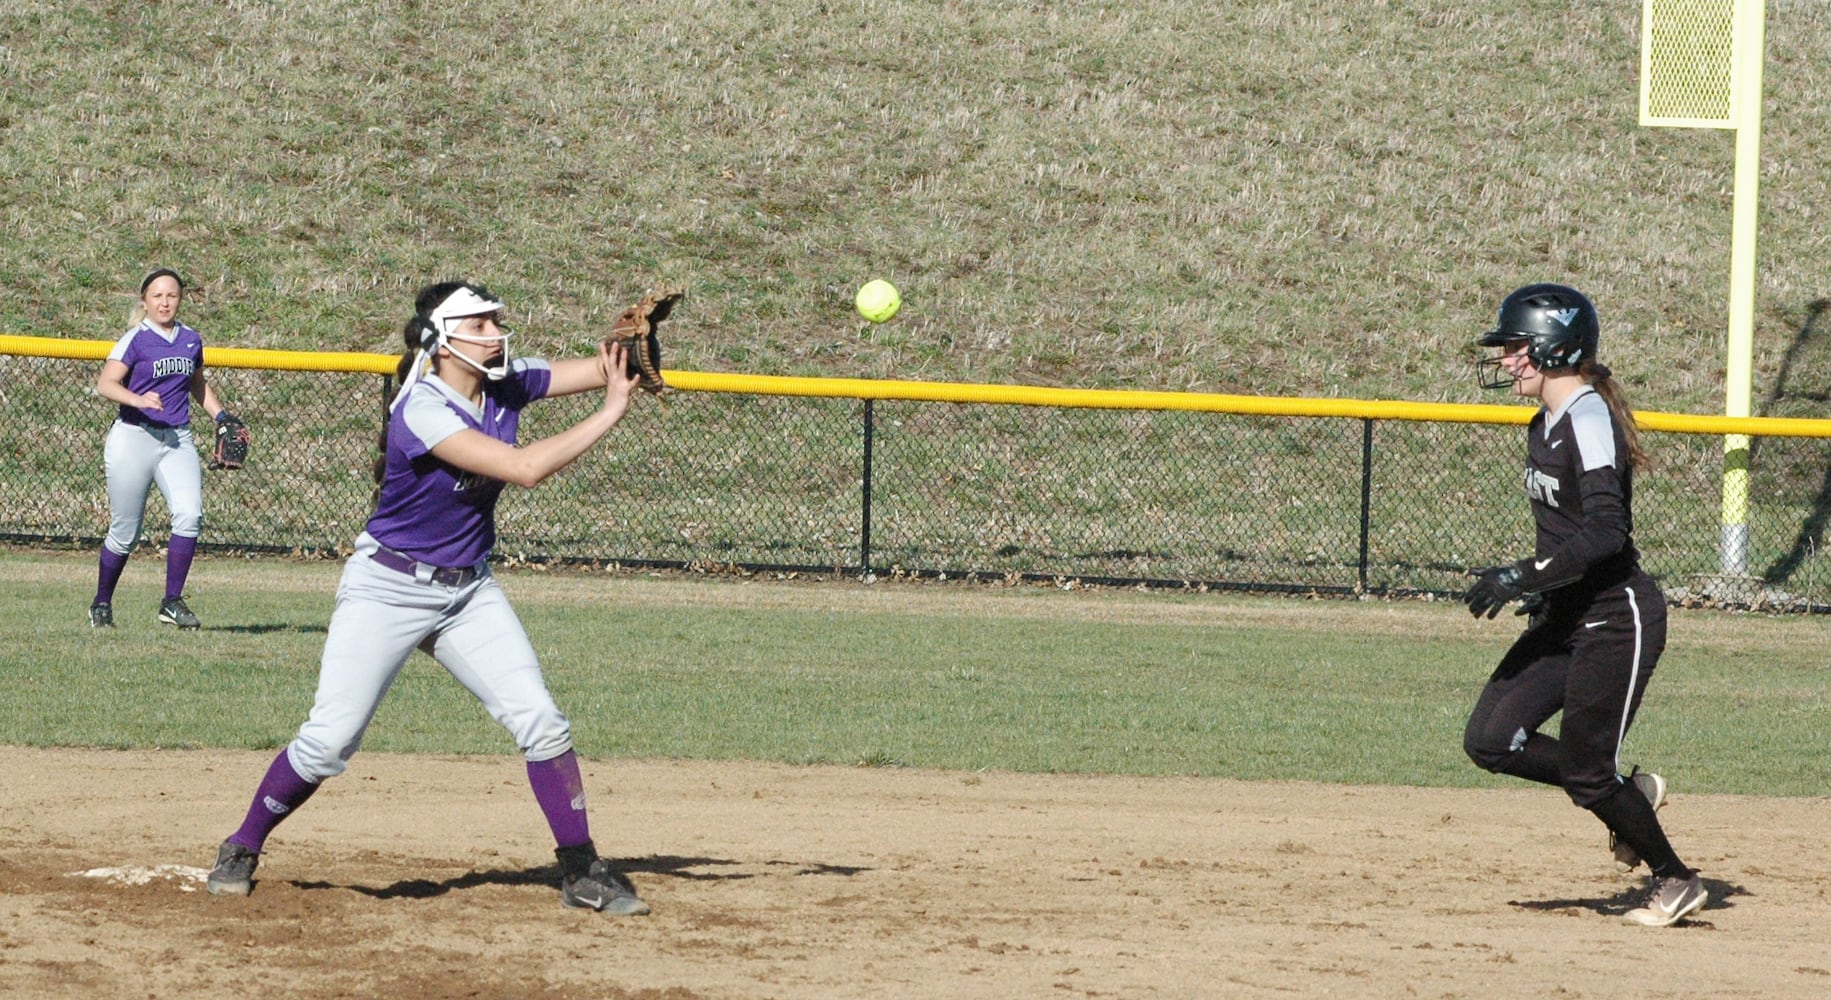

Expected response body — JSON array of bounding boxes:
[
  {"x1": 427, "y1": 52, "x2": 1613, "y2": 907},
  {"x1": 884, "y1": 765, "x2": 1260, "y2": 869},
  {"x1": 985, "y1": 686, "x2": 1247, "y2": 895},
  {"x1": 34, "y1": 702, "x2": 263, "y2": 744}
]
[{"x1": 3, "y1": 1, "x2": 1829, "y2": 408}]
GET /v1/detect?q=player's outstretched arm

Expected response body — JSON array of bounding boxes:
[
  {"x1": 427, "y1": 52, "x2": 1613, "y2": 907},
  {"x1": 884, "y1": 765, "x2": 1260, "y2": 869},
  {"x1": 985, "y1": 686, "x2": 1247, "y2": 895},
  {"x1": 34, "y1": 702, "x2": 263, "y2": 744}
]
[
  {"x1": 544, "y1": 354, "x2": 611, "y2": 398},
  {"x1": 431, "y1": 342, "x2": 639, "y2": 488}
]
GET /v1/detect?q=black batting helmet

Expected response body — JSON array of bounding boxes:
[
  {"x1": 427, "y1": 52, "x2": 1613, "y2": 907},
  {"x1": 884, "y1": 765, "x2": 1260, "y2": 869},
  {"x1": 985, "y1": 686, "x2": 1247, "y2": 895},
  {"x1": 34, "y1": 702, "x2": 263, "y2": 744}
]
[{"x1": 1476, "y1": 283, "x2": 1599, "y2": 389}]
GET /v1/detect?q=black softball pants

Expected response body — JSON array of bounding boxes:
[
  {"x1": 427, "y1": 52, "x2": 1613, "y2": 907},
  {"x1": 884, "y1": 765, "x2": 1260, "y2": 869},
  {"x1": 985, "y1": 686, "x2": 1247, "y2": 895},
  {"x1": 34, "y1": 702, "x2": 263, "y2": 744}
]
[{"x1": 1462, "y1": 574, "x2": 1668, "y2": 808}]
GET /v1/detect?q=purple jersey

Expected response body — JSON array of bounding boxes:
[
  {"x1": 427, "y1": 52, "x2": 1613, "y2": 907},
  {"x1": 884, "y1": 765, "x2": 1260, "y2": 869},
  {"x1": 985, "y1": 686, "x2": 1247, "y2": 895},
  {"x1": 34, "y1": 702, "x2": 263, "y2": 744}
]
[
  {"x1": 106, "y1": 321, "x2": 205, "y2": 428},
  {"x1": 364, "y1": 358, "x2": 553, "y2": 568}
]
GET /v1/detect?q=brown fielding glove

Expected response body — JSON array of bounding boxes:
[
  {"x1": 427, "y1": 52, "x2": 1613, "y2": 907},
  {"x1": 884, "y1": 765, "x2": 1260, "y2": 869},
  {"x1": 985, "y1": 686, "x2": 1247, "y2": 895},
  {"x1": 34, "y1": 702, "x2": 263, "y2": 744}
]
[
  {"x1": 606, "y1": 286, "x2": 682, "y2": 393},
  {"x1": 211, "y1": 411, "x2": 250, "y2": 470}
]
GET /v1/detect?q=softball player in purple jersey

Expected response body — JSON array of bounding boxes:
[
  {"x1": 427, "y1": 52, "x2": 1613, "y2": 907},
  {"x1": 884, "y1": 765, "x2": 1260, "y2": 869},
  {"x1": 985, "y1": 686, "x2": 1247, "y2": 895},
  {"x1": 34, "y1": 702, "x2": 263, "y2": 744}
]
[
  {"x1": 90, "y1": 268, "x2": 240, "y2": 630},
  {"x1": 1462, "y1": 283, "x2": 1707, "y2": 927},
  {"x1": 206, "y1": 280, "x2": 650, "y2": 915}
]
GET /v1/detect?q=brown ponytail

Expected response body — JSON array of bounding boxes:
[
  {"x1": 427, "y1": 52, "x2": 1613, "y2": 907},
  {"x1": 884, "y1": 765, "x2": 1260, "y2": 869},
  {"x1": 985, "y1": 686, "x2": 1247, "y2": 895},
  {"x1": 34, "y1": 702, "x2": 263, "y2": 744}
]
[
  {"x1": 371, "y1": 309, "x2": 443, "y2": 494},
  {"x1": 371, "y1": 281, "x2": 473, "y2": 497},
  {"x1": 1581, "y1": 361, "x2": 1651, "y2": 471}
]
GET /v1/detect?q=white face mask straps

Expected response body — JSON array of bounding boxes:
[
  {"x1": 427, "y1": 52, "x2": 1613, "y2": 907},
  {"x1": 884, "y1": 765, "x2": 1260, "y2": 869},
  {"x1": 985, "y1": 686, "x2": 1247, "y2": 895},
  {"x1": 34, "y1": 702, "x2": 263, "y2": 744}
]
[
  {"x1": 437, "y1": 327, "x2": 512, "y2": 381},
  {"x1": 426, "y1": 286, "x2": 512, "y2": 381}
]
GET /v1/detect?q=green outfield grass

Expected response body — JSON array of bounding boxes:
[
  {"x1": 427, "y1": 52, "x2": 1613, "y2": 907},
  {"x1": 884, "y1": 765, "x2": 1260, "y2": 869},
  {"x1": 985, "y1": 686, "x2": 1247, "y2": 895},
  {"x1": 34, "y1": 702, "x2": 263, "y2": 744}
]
[{"x1": 4, "y1": 549, "x2": 1825, "y2": 796}]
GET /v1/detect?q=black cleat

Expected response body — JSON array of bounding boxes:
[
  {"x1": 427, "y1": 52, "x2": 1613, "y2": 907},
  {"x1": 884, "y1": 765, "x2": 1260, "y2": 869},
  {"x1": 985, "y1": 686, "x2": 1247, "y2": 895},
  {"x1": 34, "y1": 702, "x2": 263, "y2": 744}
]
[
  {"x1": 555, "y1": 842, "x2": 649, "y2": 916},
  {"x1": 207, "y1": 841, "x2": 259, "y2": 897},
  {"x1": 159, "y1": 596, "x2": 201, "y2": 630}
]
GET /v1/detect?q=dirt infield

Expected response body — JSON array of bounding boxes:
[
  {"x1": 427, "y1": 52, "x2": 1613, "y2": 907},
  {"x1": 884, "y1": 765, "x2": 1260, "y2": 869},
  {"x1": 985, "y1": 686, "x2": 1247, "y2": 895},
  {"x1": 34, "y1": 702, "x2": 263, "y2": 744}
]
[{"x1": 1, "y1": 746, "x2": 1827, "y2": 999}]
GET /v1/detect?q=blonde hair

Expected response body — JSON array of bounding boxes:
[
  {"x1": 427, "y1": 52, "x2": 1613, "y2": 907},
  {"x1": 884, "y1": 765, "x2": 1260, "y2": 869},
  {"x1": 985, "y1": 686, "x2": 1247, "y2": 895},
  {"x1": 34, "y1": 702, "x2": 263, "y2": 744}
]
[{"x1": 1580, "y1": 361, "x2": 1651, "y2": 471}]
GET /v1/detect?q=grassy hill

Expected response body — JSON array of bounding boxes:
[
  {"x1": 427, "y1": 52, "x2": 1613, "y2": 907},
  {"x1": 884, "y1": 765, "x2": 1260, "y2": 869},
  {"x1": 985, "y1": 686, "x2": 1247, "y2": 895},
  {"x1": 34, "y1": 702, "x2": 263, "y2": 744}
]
[{"x1": 2, "y1": 0, "x2": 1828, "y2": 410}]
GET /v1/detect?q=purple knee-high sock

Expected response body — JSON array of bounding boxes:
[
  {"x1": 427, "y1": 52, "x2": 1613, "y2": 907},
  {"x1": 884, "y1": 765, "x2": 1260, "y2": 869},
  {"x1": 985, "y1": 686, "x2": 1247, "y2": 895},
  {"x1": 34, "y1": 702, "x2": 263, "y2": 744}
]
[
  {"x1": 94, "y1": 547, "x2": 129, "y2": 606},
  {"x1": 527, "y1": 750, "x2": 593, "y2": 848},
  {"x1": 227, "y1": 750, "x2": 320, "y2": 853},
  {"x1": 165, "y1": 534, "x2": 197, "y2": 602}
]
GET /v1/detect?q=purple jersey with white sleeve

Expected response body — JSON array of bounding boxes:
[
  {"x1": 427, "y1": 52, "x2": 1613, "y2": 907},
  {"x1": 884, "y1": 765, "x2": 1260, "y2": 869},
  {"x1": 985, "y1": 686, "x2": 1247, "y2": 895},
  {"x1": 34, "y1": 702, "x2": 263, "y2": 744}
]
[
  {"x1": 106, "y1": 321, "x2": 204, "y2": 428},
  {"x1": 364, "y1": 358, "x2": 553, "y2": 568}
]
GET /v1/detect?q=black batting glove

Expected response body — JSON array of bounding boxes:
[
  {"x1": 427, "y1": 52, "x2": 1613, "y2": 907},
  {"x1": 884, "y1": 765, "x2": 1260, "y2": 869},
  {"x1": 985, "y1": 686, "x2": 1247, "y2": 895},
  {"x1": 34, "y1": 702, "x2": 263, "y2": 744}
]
[{"x1": 1465, "y1": 564, "x2": 1525, "y2": 619}]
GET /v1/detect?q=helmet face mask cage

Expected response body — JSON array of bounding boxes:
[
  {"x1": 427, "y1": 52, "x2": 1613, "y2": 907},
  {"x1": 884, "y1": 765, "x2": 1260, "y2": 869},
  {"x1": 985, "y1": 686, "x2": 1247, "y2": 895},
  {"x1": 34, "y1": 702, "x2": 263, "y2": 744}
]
[
  {"x1": 1475, "y1": 283, "x2": 1598, "y2": 391},
  {"x1": 1475, "y1": 352, "x2": 1522, "y2": 389}
]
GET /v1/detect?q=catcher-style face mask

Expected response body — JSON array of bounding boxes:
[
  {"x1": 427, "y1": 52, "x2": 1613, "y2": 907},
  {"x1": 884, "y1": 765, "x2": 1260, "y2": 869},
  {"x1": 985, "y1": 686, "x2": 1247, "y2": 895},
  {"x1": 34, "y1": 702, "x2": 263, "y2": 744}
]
[{"x1": 427, "y1": 285, "x2": 512, "y2": 381}]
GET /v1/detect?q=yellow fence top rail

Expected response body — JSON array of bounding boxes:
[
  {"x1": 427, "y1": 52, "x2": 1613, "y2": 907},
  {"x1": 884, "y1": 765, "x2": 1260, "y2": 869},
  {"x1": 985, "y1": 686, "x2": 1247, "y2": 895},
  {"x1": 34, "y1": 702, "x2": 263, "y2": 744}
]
[
  {"x1": 5, "y1": 334, "x2": 1829, "y2": 437},
  {"x1": 667, "y1": 372, "x2": 1831, "y2": 436},
  {"x1": 0, "y1": 334, "x2": 394, "y2": 375}
]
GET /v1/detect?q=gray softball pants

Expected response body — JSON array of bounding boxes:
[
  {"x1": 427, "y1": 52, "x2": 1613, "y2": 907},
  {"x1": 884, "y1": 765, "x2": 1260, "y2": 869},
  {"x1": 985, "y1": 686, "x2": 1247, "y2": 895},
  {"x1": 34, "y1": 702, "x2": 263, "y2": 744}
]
[
  {"x1": 102, "y1": 420, "x2": 202, "y2": 553},
  {"x1": 285, "y1": 544, "x2": 575, "y2": 783}
]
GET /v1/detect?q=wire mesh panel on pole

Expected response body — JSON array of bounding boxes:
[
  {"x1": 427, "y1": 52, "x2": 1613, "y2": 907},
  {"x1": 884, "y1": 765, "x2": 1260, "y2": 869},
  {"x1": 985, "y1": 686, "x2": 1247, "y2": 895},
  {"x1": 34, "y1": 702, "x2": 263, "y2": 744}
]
[{"x1": 1640, "y1": 0, "x2": 1770, "y2": 585}]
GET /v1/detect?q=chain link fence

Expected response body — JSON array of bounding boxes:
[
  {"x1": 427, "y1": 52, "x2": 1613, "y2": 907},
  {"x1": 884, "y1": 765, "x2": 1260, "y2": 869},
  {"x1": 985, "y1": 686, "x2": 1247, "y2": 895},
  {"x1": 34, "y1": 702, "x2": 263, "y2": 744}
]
[{"x1": 5, "y1": 351, "x2": 1830, "y2": 609}]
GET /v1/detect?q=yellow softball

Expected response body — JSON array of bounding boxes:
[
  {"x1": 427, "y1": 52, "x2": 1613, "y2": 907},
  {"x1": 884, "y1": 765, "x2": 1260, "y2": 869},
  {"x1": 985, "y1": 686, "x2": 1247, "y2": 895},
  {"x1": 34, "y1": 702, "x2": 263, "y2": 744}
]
[{"x1": 855, "y1": 279, "x2": 902, "y2": 323}]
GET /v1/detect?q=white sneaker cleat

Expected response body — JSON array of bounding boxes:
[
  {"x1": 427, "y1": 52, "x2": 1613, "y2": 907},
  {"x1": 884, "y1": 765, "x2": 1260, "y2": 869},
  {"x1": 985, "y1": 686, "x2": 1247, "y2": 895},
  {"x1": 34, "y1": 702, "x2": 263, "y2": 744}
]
[
  {"x1": 1623, "y1": 873, "x2": 1707, "y2": 927},
  {"x1": 1610, "y1": 768, "x2": 1668, "y2": 872}
]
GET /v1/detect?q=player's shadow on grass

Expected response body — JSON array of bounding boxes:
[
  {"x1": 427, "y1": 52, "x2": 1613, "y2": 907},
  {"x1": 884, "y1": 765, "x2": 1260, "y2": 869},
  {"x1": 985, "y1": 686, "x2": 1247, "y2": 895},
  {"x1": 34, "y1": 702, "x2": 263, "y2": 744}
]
[
  {"x1": 1508, "y1": 875, "x2": 1745, "y2": 926},
  {"x1": 293, "y1": 853, "x2": 870, "y2": 899},
  {"x1": 213, "y1": 623, "x2": 329, "y2": 635}
]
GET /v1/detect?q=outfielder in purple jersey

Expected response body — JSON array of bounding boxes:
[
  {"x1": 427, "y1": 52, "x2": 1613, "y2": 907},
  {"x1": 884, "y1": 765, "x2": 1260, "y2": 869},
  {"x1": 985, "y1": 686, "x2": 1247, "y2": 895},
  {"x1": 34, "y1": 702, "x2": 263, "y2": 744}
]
[
  {"x1": 206, "y1": 280, "x2": 652, "y2": 916},
  {"x1": 89, "y1": 268, "x2": 242, "y2": 630},
  {"x1": 1463, "y1": 283, "x2": 1707, "y2": 928}
]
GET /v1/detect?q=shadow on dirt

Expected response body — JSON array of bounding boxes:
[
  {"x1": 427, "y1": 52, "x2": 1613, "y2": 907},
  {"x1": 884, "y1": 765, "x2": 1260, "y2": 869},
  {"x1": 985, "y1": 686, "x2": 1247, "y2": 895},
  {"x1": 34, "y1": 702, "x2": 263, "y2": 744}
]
[
  {"x1": 1507, "y1": 875, "x2": 1746, "y2": 926},
  {"x1": 290, "y1": 852, "x2": 872, "y2": 899}
]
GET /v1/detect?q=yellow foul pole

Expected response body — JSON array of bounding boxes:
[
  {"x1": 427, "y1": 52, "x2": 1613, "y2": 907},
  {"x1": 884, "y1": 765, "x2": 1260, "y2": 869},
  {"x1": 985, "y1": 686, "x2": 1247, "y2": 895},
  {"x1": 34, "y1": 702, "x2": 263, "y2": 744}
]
[{"x1": 1718, "y1": 0, "x2": 1766, "y2": 576}]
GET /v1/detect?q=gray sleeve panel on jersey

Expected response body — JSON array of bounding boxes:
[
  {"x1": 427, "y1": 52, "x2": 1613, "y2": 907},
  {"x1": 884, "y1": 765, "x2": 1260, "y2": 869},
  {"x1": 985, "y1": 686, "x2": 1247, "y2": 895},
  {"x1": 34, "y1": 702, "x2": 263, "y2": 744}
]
[
  {"x1": 105, "y1": 329, "x2": 139, "y2": 362},
  {"x1": 1515, "y1": 466, "x2": 1630, "y2": 593},
  {"x1": 509, "y1": 356, "x2": 553, "y2": 404},
  {"x1": 399, "y1": 389, "x2": 470, "y2": 457},
  {"x1": 1567, "y1": 391, "x2": 1618, "y2": 473}
]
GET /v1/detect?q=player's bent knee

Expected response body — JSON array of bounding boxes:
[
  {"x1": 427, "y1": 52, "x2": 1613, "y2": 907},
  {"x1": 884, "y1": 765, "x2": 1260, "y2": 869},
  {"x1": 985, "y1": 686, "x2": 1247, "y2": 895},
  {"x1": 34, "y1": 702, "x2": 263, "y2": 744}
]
[
  {"x1": 522, "y1": 728, "x2": 573, "y2": 762},
  {"x1": 1465, "y1": 742, "x2": 1510, "y2": 773},
  {"x1": 287, "y1": 735, "x2": 355, "y2": 783},
  {"x1": 171, "y1": 514, "x2": 202, "y2": 536},
  {"x1": 1463, "y1": 728, "x2": 1512, "y2": 773},
  {"x1": 517, "y1": 711, "x2": 573, "y2": 762},
  {"x1": 106, "y1": 522, "x2": 144, "y2": 553}
]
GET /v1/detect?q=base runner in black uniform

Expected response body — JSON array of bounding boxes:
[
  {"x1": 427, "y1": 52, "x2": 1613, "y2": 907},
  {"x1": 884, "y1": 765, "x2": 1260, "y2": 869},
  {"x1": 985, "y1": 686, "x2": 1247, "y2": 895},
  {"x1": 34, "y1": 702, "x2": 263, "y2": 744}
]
[{"x1": 1461, "y1": 283, "x2": 1707, "y2": 928}]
